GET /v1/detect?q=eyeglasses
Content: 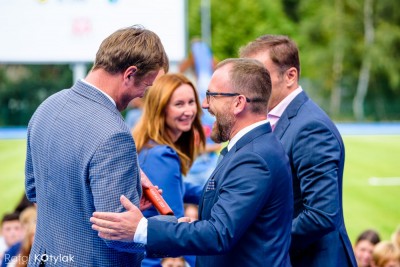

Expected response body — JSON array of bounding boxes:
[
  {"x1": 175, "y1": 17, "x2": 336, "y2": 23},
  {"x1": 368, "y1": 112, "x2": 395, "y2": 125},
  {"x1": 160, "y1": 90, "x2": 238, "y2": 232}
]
[
  {"x1": 205, "y1": 90, "x2": 265, "y2": 104},
  {"x1": 206, "y1": 90, "x2": 252, "y2": 104}
]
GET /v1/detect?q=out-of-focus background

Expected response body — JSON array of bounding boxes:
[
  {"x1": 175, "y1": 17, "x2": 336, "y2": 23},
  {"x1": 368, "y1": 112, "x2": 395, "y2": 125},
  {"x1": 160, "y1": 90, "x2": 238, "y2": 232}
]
[{"x1": 1, "y1": 0, "x2": 399, "y2": 247}]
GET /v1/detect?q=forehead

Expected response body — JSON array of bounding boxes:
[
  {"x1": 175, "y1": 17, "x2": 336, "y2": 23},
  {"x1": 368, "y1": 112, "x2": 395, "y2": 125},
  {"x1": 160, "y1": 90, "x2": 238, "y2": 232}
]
[
  {"x1": 170, "y1": 84, "x2": 195, "y2": 99},
  {"x1": 246, "y1": 51, "x2": 271, "y2": 64},
  {"x1": 245, "y1": 51, "x2": 280, "y2": 75},
  {"x1": 2, "y1": 220, "x2": 21, "y2": 228},
  {"x1": 209, "y1": 64, "x2": 231, "y2": 91},
  {"x1": 356, "y1": 240, "x2": 374, "y2": 248}
]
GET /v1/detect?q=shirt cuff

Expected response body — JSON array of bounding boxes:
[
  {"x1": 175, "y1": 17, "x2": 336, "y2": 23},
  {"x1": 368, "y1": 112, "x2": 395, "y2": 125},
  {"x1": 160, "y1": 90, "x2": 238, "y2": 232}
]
[{"x1": 133, "y1": 217, "x2": 148, "y2": 244}]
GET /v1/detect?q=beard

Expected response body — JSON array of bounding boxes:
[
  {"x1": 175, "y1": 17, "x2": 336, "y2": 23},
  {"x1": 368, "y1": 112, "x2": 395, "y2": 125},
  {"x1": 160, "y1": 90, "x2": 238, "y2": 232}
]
[{"x1": 210, "y1": 109, "x2": 234, "y2": 143}]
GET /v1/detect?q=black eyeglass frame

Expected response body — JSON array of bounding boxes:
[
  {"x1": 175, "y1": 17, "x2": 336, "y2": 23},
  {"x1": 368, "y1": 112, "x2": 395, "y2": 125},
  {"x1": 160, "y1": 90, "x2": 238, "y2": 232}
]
[{"x1": 206, "y1": 90, "x2": 251, "y2": 103}]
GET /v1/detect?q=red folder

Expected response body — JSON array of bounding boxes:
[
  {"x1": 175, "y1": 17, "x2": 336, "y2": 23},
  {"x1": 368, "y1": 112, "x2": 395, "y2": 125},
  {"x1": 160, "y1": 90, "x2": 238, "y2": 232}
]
[{"x1": 143, "y1": 183, "x2": 174, "y2": 216}]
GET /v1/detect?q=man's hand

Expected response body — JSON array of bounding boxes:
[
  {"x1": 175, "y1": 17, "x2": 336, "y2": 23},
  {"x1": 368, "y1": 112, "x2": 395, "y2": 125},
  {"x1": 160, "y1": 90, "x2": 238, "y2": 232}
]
[{"x1": 90, "y1": 195, "x2": 143, "y2": 242}]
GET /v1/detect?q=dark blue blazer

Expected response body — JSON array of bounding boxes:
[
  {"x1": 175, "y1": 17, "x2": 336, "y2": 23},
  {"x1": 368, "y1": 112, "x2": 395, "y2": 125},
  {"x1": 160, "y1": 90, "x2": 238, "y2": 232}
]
[
  {"x1": 146, "y1": 123, "x2": 293, "y2": 267},
  {"x1": 274, "y1": 91, "x2": 357, "y2": 267}
]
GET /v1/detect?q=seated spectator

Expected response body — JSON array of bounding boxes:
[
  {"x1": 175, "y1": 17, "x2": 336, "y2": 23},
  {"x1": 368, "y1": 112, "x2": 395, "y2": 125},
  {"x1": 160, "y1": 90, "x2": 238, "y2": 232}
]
[
  {"x1": 354, "y1": 229, "x2": 381, "y2": 267},
  {"x1": 0, "y1": 213, "x2": 23, "y2": 263},
  {"x1": 371, "y1": 241, "x2": 400, "y2": 267}
]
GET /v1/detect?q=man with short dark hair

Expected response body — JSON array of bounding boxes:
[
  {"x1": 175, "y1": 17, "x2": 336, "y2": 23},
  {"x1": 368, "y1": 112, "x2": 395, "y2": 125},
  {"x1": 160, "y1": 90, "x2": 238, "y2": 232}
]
[{"x1": 240, "y1": 35, "x2": 357, "y2": 267}]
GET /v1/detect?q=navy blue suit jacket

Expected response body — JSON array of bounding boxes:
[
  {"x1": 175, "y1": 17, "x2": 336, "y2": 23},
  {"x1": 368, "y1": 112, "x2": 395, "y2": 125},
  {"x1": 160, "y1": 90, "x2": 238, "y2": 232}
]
[
  {"x1": 274, "y1": 91, "x2": 357, "y2": 267},
  {"x1": 146, "y1": 123, "x2": 293, "y2": 267},
  {"x1": 25, "y1": 81, "x2": 144, "y2": 266}
]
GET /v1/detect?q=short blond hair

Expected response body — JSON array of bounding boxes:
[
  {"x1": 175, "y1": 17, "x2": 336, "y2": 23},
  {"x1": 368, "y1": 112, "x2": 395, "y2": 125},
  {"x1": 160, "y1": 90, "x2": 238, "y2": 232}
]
[{"x1": 372, "y1": 241, "x2": 400, "y2": 267}]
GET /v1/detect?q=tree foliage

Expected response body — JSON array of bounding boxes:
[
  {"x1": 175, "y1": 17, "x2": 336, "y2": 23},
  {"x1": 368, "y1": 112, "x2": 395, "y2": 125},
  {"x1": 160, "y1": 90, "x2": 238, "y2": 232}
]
[
  {"x1": 188, "y1": 0, "x2": 296, "y2": 60},
  {"x1": 0, "y1": 65, "x2": 72, "y2": 125}
]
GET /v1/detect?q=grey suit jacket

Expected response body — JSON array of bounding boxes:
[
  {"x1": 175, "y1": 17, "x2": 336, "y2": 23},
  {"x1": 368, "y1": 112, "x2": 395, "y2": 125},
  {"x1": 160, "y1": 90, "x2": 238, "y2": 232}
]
[
  {"x1": 274, "y1": 91, "x2": 357, "y2": 267},
  {"x1": 25, "y1": 80, "x2": 144, "y2": 266}
]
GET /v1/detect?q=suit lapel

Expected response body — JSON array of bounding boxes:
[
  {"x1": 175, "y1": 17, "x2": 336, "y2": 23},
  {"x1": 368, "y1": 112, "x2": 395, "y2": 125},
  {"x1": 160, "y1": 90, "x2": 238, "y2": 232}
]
[{"x1": 274, "y1": 91, "x2": 309, "y2": 139}]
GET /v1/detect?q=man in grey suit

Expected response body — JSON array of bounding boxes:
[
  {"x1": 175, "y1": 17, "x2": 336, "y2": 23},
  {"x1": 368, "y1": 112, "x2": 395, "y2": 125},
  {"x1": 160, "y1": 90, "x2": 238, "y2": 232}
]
[
  {"x1": 90, "y1": 58, "x2": 293, "y2": 267},
  {"x1": 25, "y1": 25, "x2": 168, "y2": 266},
  {"x1": 240, "y1": 35, "x2": 357, "y2": 267}
]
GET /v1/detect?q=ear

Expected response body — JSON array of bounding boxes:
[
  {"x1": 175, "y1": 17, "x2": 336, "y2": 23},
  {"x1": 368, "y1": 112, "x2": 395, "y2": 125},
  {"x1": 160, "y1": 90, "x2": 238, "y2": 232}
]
[
  {"x1": 124, "y1": 66, "x2": 138, "y2": 80},
  {"x1": 285, "y1": 67, "x2": 298, "y2": 87},
  {"x1": 233, "y1": 95, "x2": 246, "y2": 115}
]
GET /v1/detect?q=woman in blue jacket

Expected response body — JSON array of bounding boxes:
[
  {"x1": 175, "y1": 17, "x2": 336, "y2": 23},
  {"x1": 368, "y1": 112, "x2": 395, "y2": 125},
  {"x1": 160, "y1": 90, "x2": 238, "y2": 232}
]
[{"x1": 133, "y1": 73, "x2": 206, "y2": 267}]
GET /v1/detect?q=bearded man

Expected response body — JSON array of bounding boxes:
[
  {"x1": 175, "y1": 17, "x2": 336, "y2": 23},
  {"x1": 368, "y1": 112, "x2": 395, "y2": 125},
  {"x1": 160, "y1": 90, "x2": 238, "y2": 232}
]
[{"x1": 90, "y1": 58, "x2": 293, "y2": 267}]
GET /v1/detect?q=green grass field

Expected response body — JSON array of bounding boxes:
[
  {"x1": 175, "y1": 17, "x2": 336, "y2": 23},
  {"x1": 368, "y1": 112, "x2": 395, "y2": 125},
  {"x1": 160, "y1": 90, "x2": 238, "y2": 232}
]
[
  {"x1": 1, "y1": 136, "x2": 399, "y2": 243},
  {"x1": 342, "y1": 135, "x2": 400, "y2": 241}
]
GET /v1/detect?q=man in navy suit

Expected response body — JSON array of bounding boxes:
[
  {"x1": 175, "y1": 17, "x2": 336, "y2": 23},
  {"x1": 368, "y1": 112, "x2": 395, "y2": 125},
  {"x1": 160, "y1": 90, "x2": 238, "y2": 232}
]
[
  {"x1": 25, "y1": 25, "x2": 168, "y2": 266},
  {"x1": 90, "y1": 58, "x2": 293, "y2": 266},
  {"x1": 240, "y1": 35, "x2": 357, "y2": 267}
]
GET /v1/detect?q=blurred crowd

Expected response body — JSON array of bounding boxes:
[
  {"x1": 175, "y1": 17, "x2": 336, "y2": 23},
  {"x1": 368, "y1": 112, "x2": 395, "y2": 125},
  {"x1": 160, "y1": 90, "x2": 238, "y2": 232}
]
[{"x1": 354, "y1": 228, "x2": 400, "y2": 267}]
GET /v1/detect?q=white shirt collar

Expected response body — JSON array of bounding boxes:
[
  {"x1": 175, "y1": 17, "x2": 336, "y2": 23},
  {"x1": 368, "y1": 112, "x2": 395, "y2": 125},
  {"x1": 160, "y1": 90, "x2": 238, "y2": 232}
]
[
  {"x1": 227, "y1": 120, "x2": 269, "y2": 151},
  {"x1": 81, "y1": 79, "x2": 116, "y2": 107},
  {"x1": 269, "y1": 86, "x2": 303, "y2": 118}
]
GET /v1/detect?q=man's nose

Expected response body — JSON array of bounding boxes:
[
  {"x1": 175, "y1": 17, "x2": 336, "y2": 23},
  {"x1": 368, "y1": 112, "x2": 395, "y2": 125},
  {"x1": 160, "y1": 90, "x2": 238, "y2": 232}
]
[{"x1": 201, "y1": 98, "x2": 209, "y2": 109}]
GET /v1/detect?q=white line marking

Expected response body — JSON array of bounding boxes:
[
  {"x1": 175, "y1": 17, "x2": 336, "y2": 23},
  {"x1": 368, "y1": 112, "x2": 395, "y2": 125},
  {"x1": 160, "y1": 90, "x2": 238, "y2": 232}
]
[{"x1": 368, "y1": 177, "x2": 400, "y2": 186}]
